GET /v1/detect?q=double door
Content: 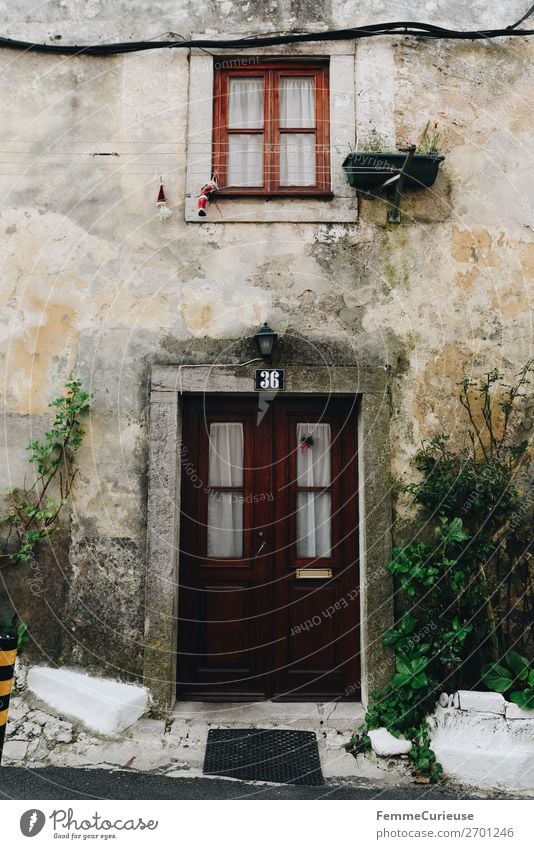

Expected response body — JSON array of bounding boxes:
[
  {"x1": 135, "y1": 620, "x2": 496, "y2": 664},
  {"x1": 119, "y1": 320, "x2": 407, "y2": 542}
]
[{"x1": 177, "y1": 395, "x2": 360, "y2": 700}]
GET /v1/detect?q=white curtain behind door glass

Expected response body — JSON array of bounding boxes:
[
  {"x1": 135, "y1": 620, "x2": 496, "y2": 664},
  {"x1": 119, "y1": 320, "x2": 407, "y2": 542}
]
[
  {"x1": 207, "y1": 423, "x2": 244, "y2": 558},
  {"x1": 296, "y1": 423, "x2": 331, "y2": 485},
  {"x1": 296, "y1": 423, "x2": 331, "y2": 558},
  {"x1": 208, "y1": 423, "x2": 244, "y2": 486},
  {"x1": 229, "y1": 78, "x2": 264, "y2": 129},
  {"x1": 297, "y1": 493, "x2": 331, "y2": 558},
  {"x1": 280, "y1": 77, "x2": 315, "y2": 128}
]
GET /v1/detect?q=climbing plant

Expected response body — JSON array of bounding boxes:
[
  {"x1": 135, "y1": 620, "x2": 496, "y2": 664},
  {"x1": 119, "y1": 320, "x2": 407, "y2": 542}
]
[
  {"x1": 351, "y1": 361, "x2": 534, "y2": 781},
  {"x1": 0, "y1": 379, "x2": 92, "y2": 568}
]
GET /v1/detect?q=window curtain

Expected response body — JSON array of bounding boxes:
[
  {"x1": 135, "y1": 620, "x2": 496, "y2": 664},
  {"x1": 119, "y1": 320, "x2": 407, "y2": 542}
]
[
  {"x1": 280, "y1": 135, "x2": 316, "y2": 186},
  {"x1": 227, "y1": 78, "x2": 264, "y2": 187},
  {"x1": 228, "y1": 135, "x2": 263, "y2": 187},
  {"x1": 229, "y1": 78, "x2": 264, "y2": 128},
  {"x1": 207, "y1": 423, "x2": 244, "y2": 558},
  {"x1": 296, "y1": 423, "x2": 331, "y2": 558},
  {"x1": 280, "y1": 77, "x2": 316, "y2": 186},
  {"x1": 279, "y1": 77, "x2": 315, "y2": 128}
]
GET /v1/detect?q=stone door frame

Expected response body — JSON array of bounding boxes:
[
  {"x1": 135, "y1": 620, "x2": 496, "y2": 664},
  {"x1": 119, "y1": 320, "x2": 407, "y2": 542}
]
[{"x1": 144, "y1": 363, "x2": 394, "y2": 712}]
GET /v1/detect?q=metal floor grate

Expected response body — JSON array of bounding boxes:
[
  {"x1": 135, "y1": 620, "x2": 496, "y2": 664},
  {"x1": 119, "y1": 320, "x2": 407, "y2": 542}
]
[{"x1": 203, "y1": 727, "x2": 324, "y2": 786}]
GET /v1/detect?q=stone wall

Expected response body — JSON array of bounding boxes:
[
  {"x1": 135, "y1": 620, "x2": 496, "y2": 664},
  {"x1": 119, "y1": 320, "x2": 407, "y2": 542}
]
[{"x1": 0, "y1": 1, "x2": 532, "y2": 679}]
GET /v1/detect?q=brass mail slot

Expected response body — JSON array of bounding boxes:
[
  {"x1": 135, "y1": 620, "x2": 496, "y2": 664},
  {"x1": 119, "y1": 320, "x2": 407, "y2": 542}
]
[{"x1": 295, "y1": 568, "x2": 333, "y2": 579}]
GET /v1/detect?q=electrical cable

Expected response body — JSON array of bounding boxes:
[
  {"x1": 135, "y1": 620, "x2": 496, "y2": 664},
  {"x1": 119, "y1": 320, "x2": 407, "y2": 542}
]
[
  {"x1": 507, "y1": 2, "x2": 534, "y2": 28},
  {"x1": 0, "y1": 10, "x2": 533, "y2": 57}
]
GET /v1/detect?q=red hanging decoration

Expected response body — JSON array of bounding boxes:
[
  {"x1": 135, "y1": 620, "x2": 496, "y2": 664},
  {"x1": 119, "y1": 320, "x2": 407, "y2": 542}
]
[
  {"x1": 299, "y1": 435, "x2": 314, "y2": 452},
  {"x1": 156, "y1": 178, "x2": 172, "y2": 220},
  {"x1": 197, "y1": 172, "x2": 219, "y2": 217}
]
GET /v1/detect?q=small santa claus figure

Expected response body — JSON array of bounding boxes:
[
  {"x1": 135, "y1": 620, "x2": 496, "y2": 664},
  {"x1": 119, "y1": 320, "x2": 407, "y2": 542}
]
[
  {"x1": 156, "y1": 180, "x2": 172, "y2": 221},
  {"x1": 197, "y1": 174, "x2": 219, "y2": 217}
]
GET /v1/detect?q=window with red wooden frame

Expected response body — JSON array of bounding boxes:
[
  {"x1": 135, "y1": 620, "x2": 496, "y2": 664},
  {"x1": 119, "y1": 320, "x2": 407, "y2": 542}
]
[{"x1": 213, "y1": 59, "x2": 331, "y2": 196}]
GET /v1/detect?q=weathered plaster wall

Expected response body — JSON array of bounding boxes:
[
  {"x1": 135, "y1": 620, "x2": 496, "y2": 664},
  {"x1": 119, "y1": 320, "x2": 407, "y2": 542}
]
[{"x1": 0, "y1": 1, "x2": 532, "y2": 681}]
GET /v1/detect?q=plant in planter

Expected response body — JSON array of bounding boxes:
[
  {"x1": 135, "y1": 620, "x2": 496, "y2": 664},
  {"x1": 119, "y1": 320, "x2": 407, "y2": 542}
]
[
  {"x1": 414, "y1": 119, "x2": 441, "y2": 155},
  {"x1": 350, "y1": 361, "x2": 534, "y2": 781},
  {"x1": 343, "y1": 119, "x2": 445, "y2": 192}
]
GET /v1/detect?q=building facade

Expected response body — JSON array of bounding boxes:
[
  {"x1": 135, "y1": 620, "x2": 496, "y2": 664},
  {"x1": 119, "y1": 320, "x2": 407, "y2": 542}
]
[{"x1": 1, "y1": 1, "x2": 533, "y2": 712}]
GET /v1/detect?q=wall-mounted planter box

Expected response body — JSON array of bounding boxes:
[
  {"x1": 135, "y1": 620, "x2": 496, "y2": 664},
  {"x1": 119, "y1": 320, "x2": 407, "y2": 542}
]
[{"x1": 342, "y1": 151, "x2": 445, "y2": 192}]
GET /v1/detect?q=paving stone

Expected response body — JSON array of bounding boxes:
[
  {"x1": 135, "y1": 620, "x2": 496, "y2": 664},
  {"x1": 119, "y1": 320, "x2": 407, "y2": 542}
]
[
  {"x1": 43, "y1": 718, "x2": 74, "y2": 743},
  {"x1": 2, "y1": 739, "x2": 29, "y2": 761},
  {"x1": 163, "y1": 743, "x2": 204, "y2": 764},
  {"x1": 165, "y1": 764, "x2": 197, "y2": 778},
  {"x1": 75, "y1": 732, "x2": 97, "y2": 745},
  {"x1": 5, "y1": 698, "x2": 29, "y2": 726},
  {"x1": 458, "y1": 690, "x2": 506, "y2": 715},
  {"x1": 14, "y1": 659, "x2": 28, "y2": 691},
  {"x1": 15, "y1": 721, "x2": 42, "y2": 740},
  {"x1": 27, "y1": 737, "x2": 51, "y2": 761},
  {"x1": 134, "y1": 719, "x2": 167, "y2": 740},
  {"x1": 368, "y1": 727, "x2": 412, "y2": 756},
  {"x1": 165, "y1": 719, "x2": 190, "y2": 741},
  {"x1": 26, "y1": 709, "x2": 54, "y2": 726},
  {"x1": 505, "y1": 701, "x2": 534, "y2": 721},
  {"x1": 324, "y1": 729, "x2": 352, "y2": 750},
  {"x1": 185, "y1": 723, "x2": 209, "y2": 743}
]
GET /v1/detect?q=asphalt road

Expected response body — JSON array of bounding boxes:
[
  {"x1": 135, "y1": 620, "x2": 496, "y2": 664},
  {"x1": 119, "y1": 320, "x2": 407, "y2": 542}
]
[{"x1": 0, "y1": 767, "x2": 519, "y2": 800}]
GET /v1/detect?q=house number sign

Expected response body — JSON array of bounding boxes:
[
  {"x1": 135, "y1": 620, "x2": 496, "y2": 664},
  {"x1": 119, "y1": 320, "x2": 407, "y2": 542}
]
[{"x1": 255, "y1": 369, "x2": 285, "y2": 391}]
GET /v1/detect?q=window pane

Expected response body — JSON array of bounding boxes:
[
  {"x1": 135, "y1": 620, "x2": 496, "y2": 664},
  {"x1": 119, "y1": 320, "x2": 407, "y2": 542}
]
[
  {"x1": 296, "y1": 492, "x2": 331, "y2": 558},
  {"x1": 208, "y1": 423, "x2": 244, "y2": 486},
  {"x1": 280, "y1": 77, "x2": 315, "y2": 128},
  {"x1": 229, "y1": 78, "x2": 264, "y2": 129},
  {"x1": 296, "y1": 423, "x2": 331, "y2": 486},
  {"x1": 228, "y1": 135, "x2": 263, "y2": 187},
  {"x1": 280, "y1": 134, "x2": 316, "y2": 186},
  {"x1": 207, "y1": 492, "x2": 243, "y2": 558}
]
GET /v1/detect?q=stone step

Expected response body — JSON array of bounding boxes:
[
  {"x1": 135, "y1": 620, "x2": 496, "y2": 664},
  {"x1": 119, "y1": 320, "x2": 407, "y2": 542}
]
[{"x1": 171, "y1": 701, "x2": 365, "y2": 734}]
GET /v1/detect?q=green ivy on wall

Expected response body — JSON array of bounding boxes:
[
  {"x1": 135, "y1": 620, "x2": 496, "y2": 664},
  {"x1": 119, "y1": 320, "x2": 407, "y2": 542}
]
[{"x1": 351, "y1": 361, "x2": 534, "y2": 781}]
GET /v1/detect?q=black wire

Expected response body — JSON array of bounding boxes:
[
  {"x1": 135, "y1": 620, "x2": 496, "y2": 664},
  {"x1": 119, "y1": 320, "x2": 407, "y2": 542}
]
[
  {"x1": 0, "y1": 15, "x2": 533, "y2": 57},
  {"x1": 508, "y1": 2, "x2": 534, "y2": 28}
]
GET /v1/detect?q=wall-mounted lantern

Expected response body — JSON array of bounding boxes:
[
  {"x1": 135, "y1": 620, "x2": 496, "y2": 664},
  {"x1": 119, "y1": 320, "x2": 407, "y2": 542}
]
[{"x1": 254, "y1": 323, "x2": 278, "y2": 362}]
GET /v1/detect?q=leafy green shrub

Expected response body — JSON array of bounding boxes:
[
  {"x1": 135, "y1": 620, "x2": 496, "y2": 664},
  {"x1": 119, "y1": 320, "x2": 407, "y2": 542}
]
[
  {"x1": 1, "y1": 380, "x2": 91, "y2": 566},
  {"x1": 0, "y1": 595, "x2": 27, "y2": 649},
  {"x1": 0, "y1": 380, "x2": 91, "y2": 651},
  {"x1": 352, "y1": 362, "x2": 533, "y2": 780},
  {"x1": 482, "y1": 651, "x2": 534, "y2": 710}
]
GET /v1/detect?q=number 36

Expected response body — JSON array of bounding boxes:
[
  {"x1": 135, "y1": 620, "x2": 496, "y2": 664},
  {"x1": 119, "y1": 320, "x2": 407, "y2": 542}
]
[{"x1": 259, "y1": 370, "x2": 279, "y2": 390}]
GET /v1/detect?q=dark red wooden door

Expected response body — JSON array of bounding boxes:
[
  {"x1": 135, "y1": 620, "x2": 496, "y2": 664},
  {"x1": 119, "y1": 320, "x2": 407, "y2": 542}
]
[{"x1": 177, "y1": 395, "x2": 360, "y2": 701}]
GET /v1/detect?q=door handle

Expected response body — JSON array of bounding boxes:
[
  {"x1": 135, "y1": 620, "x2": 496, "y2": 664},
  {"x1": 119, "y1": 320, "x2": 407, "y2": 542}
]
[{"x1": 256, "y1": 541, "x2": 267, "y2": 556}]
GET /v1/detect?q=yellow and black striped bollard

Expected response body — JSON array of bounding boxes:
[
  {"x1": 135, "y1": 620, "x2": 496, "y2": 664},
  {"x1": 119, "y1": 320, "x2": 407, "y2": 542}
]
[{"x1": 0, "y1": 632, "x2": 18, "y2": 765}]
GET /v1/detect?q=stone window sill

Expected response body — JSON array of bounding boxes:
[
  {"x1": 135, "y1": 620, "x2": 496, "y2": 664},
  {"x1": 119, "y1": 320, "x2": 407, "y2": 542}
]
[{"x1": 185, "y1": 193, "x2": 357, "y2": 223}]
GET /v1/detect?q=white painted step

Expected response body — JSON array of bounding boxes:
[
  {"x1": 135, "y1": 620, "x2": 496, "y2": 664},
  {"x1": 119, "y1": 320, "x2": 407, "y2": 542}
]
[{"x1": 27, "y1": 667, "x2": 148, "y2": 734}]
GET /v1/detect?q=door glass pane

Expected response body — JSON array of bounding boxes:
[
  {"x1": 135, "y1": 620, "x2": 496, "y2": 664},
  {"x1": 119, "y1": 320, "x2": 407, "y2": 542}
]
[
  {"x1": 228, "y1": 135, "x2": 263, "y2": 187},
  {"x1": 296, "y1": 492, "x2": 331, "y2": 558},
  {"x1": 280, "y1": 134, "x2": 316, "y2": 186},
  {"x1": 296, "y1": 423, "x2": 331, "y2": 486},
  {"x1": 208, "y1": 423, "x2": 244, "y2": 486},
  {"x1": 229, "y1": 78, "x2": 264, "y2": 129},
  {"x1": 279, "y1": 77, "x2": 315, "y2": 128},
  {"x1": 207, "y1": 492, "x2": 243, "y2": 558}
]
